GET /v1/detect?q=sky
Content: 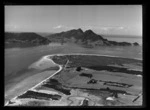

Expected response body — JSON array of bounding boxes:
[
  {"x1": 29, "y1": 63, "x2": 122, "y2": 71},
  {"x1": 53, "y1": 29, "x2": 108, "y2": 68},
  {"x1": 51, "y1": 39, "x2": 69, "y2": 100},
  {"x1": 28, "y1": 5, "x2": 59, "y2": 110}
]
[{"x1": 5, "y1": 5, "x2": 142, "y2": 36}]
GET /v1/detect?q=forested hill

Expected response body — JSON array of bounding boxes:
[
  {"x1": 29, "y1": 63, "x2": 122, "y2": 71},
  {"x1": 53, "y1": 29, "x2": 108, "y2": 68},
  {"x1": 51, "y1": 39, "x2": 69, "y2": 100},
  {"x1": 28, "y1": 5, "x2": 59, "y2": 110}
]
[
  {"x1": 5, "y1": 32, "x2": 51, "y2": 48},
  {"x1": 46, "y1": 28, "x2": 139, "y2": 47},
  {"x1": 5, "y1": 29, "x2": 139, "y2": 48}
]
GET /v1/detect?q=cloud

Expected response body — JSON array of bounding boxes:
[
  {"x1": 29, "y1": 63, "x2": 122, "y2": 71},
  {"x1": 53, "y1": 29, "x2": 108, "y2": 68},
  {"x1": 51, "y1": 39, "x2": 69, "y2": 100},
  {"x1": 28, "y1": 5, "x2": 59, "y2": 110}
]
[
  {"x1": 5, "y1": 24, "x2": 21, "y2": 31},
  {"x1": 53, "y1": 25, "x2": 75, "y2": 30},
  {"x1": 53, "y1": 25, "x2": 125, "y2": 32},
  {"x1": 53, "y1": 25, "x2": 63, "y2": 29},
  {"x1": 81, "y1": 26, "x2": 125, "y2": 31},
  {"x1": 115, "y1": 26, "x2": 125, "y2": 30},
  {"x1": 5, "y1": 24, "x2": 18, "y2": 28},
  {"x1": 97, "y1": 26, "x2": 125, "y2": 31}
]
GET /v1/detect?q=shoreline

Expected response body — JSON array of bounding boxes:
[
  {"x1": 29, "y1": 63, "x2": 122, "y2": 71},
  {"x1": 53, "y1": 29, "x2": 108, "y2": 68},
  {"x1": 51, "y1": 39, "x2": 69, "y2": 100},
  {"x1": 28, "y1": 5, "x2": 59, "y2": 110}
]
[
  {"x1": 5, "y1": 55, "x2": 62, "y2": 106},
  {"x1": 45, "y1": 53, "x2": 142, "y2": 61},
  {"x1": 5, "y1": 53, "x2": 142, "y2": 106}
]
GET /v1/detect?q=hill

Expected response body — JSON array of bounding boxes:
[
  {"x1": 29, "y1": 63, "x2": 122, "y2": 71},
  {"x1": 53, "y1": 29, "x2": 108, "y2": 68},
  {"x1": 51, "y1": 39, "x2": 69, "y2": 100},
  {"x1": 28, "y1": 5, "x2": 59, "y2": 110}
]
[
  {"x1": 5, "y1": 32, "x2": 51, "y2": 48},
  {"x1": 36, "y1": 32, "x2": 54, "y2": 37},
  {"x1": 46, "y1": 28, "x2": 139, "y2": 47},
  {"x1": 5, "y1": 29, "x2": 139, "y2": 48}
]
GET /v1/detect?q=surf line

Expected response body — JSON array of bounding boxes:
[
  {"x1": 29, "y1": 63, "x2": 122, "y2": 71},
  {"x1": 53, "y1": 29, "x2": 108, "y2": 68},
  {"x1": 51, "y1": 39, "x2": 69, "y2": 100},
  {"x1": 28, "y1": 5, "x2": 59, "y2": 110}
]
[
  {"x1": 5, "y1": 55, "x2": 62, "y2": 106},
  {"x1": 45, "y1": 53, "x2": 142, "y2": 61}
]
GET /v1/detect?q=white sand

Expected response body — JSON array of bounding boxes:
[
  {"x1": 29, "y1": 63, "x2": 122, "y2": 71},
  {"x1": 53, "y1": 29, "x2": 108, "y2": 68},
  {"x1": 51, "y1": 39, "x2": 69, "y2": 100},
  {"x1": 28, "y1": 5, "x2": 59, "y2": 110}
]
[{"x1": 5, "y1": 55, "x2": 62, "y2": 106}]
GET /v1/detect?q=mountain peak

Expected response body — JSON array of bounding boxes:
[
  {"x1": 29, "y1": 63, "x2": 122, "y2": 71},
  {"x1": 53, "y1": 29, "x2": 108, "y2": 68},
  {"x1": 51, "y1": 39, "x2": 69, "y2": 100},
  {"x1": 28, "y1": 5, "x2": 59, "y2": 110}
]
[
  {"x1": 77, "y1": 28, "x2": 83, "y2": 33},
  {"x1": 85, "y1": 29, "x2": 95, "y2": 34},
  {"x1": 84, "y1": 29, "x2": 96, "y2": 36},
  {"x1": 66, "y1": 28, "x2": 83, "y2": 34}
]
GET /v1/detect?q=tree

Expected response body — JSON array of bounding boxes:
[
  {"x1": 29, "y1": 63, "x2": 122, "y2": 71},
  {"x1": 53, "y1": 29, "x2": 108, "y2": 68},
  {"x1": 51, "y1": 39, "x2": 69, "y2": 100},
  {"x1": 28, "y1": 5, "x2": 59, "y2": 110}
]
[{"x1": 76, "y1": 67, "x2": 82, "y2": 71}]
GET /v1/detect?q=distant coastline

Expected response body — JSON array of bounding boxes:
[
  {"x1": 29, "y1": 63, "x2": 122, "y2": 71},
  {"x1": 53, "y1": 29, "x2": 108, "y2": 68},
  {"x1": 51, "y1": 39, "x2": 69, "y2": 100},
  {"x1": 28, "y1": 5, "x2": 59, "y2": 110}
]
[
  {"x1": 5, "y1": 29, "x2": 142, "y2": 49},
  {"x1": 103, "y1": 36, "x2": 142, "y2": 46}
]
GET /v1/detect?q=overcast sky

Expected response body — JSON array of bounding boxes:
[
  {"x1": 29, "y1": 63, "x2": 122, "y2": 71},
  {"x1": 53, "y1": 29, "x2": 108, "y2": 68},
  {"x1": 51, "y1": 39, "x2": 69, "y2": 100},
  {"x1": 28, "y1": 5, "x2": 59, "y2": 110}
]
[{"x1": 5, "y1": 5, "x2": 142, "y2": 36}]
